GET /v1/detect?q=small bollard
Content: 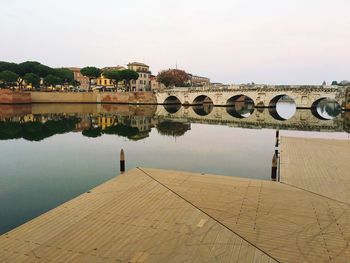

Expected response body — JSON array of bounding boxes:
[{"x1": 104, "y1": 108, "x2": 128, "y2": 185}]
[
  {"x1": 120, "y1": 149, "x2": 125, "y2": 173},
  {"x1": 271, "y1": 152, "x2": 278, "y2": 181},
  {"x1": 275, "y1": 129, "x2": 280, "y2": 147}
]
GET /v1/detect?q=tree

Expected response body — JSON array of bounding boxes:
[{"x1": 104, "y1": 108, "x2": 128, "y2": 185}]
[
  {"x1": 43, "y1": 74, "x2": 60, "y2": 87},
  {"x1": 80, "y1": 67, "x2": 101, "y2": 89},
  {"x1": 120, "y1": 69, "x2": 139, "y2": 91},
  {"x1": 103, "y1": 70, "x2": 123, "y2": 89},
  {"x1": 52, "y1": 68, "x2": 74, "y2": 87},
  {"x1": 17, "y1": 61, "x2": 52, "y2": 89},
  {"x1": 0, "y1": 70, "x2": 19, "y2": 89},
  {"x1": 331, "y1": 81, "x2": 338, "y2": 86},
  {"x1": 157, "y1": 69, "x2": 189, "y2": 87},
  {"x1": 0, "y1": 61, "x2": 20, "y2": 74},
  {"x1": 23, "y1": 73, "x2": 40, "y2": 89},
  {"x1": 18, "y1": 61, "x2": 52, "y2": 78}
]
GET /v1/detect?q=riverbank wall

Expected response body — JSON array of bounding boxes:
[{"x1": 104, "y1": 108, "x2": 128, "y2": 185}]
[
  {"x1": 0, "y1": 90, "x2": 157, "y2": 105},
  {"x1": 0, "y1": 89, "x2": 32, "y2": 104}
]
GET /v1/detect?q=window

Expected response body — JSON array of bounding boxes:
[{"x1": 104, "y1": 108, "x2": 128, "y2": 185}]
[{"x1": 104, "y1": 80, "x2": 107, "y2": 85}]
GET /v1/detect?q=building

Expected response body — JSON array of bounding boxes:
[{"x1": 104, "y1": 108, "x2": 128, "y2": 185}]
[
  {"x1": 68, "y1": 68, "x2": 90, "y2": 90},
  {"x1": 188, "y1": 74, "x2": 210, "y2": 87},
  {"x1": 127, "y1": 62, "x2": 151, "y2": 92},
  {"x1": 96, "y1": 66, "x2": 126, "y2": 88},
  {"x1": 150, "y1": 75, "x2": 166, "y2": 91}
]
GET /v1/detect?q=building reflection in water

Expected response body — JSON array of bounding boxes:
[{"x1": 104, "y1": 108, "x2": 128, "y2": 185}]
[{"x1": 0, "y1": 101, "x2": 348, "y2": 142}]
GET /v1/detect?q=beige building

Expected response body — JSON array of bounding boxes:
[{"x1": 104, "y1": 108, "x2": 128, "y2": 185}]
[
  {"x1": 150, "y1": 75, "x2": 166, "y2": 91},
  {"x1": 96, "y1": 66, "x2": 126, "y2": 88},
  {"x1": 69, "y1": 68, "x2": 90, "y2": 90},
  {"x1": 128, "y1": 62, "x2": 151, "y2": 92}
]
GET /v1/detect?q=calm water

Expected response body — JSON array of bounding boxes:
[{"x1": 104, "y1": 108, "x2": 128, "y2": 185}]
[{"x1": 0, "y1": 101, "x2": 349, "y2": 234}]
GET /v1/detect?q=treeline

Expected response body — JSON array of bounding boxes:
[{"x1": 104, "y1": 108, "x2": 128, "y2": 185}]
[
  {"x1": 84, "y1": 67, "x2": 139, "y2": 91},
  {"x1": 0, "y1": 61, "x2": 76, "y2": 89}
]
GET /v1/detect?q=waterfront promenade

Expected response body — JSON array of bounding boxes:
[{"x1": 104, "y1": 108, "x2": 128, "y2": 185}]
[{"x1": 1, "y1": 137, "x2": 349, "y2": 262}]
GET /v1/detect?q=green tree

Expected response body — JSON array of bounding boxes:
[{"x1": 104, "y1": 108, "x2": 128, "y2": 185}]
[
  {"x1": 18, "y1": 61, "x2": 52, "y2": 77},
  {"x1": 53, "y1": 68, "x2": 74, "y2": 87},
  {"x1": 331, "y1": 81, "x2": 338, "y2": 86},
  {"x1": 17, "y1": 61, "x2": 52, "y2": 89},
  {"x1": 43, "y1": 74, "x2": 60, "y2": 87},
  {"x1": 0, "y1": 70, "x2": 19, "y2": 89},
  {"x1": 120, "y1": 69, "x2": 139, "y2": 91},
  {"x1": 23, "y1": 73, "x2": 40, "y2": 89},
  {"x1": 80, "y1": 67, "x2": 101, "y2": 89},
  {"x1": 103, "y1": 70, "x2": 123, "y2": 89},
  {"x1": 157, "y1": 69, "x2": 189, "y2": 87},
  {"x1": 0, "y1": 61, "x2": 20, "y2": 74}
]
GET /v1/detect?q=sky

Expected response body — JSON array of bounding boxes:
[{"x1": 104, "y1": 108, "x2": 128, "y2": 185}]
[{"x1": 0, "y1": 0, "x2": 349, "y2": 84}]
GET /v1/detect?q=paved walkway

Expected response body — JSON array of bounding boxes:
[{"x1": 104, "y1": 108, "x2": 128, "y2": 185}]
[{"x1": 280, "y1": 137, "x2": 350, "y2": 204}]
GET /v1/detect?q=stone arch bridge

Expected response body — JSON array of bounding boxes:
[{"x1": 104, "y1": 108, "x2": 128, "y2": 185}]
[{"x1": 156, "y1": 85, "x2": 349, "y2": 109}]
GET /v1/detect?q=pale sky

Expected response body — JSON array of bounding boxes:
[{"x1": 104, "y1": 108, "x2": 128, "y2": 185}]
[{"x1": 0, "y1": 0, "x2": 349, "y2": 84}]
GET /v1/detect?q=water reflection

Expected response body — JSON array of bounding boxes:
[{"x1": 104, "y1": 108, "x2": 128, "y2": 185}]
[
  {"x1": 226, "y1": 101, "x2": 255, "y2": 118},
  {"x1": 0, "y1": 102, "x2": 348, "y2": 143},
  {"x1": 313, "y1": 99, "x2": 341, "y2": 120},
  {"x1": 0, "y1": 116, "x2": 80, "y2": 141},
  {"x1": 269, "y1": 96, "x2": 296, "y2": 120},
  {"x1": 156, "y1": 120, "x2": 191, "y2": 137},
  {"x1": 192, "y1": 104, "x2": 213, "y2": 116},
  {"x1": 164, "y1": 104, "x2": 181, "y2": 114}
]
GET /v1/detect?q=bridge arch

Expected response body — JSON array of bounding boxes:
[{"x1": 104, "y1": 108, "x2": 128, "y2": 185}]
[
  {"x1": 192, "y1": 104, "x2": 214, "y2": 116},
  {"x1": 226, "y1": 94, "x2": 254, "y2": 106},
  {"x1": 311, "y1": 97, "x2": 341, "y2": 120},
  {"x1": 225, "y1": 95, "x2": 255, "y2": 118},
  {"x1": 268, "y1": 95, "x2": 296, "y2": 120},
  {"x1": 163, "y1": 96, "x2": 182, "y2": 105},
  {"x1": 192, "y1": 95, "x2": 214, "y2": 105},
  {"x1": 163, "y1": 104, "x2": 181, "y2": 114},
  {"x1": 269, "y1": 94, "x2": 295, "y2": 108}
]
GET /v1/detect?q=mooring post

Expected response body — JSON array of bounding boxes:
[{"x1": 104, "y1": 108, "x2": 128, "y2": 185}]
[
  {"x1": 120, "y1": 149, "x2": 125, "y2": 173},
  {"x1": 275, "y1": 129, "x2": 280, "y2": 147},
  {"x1": 271, "y1": 152, "x2": 277, "y2": 181}
]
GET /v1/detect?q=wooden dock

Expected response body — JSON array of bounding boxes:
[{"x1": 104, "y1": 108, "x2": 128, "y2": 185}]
[
  {"x1": 280, "y1": 136, "x2": 350, "y2": 204},
  {"x1": 1, "y1": 137, "x2": 350, "y2": 262}
]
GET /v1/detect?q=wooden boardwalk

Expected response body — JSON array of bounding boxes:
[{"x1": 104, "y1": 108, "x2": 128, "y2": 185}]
[
  {"x1": 1, "y1": 137, "x2": 350, "y2": 262},
  {"x1": 280, "y1": 137, "x2": 350, "y2": 204}
]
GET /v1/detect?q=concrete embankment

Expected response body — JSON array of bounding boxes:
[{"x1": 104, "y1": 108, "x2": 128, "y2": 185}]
[{"x1": 0, "y1": 90, "x2": 157, "y2": 105}]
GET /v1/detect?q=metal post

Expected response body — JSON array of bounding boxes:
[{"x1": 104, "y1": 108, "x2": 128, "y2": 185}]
[
  {"x1": 271, "y1": 152, "x2": 277, "y2": 181},
  {"x1": 120, "y1": 149, "x2": 125, "y2": 173},
  {"x1": 275, "y1": 129, "x2": 280, "y2": 147}
]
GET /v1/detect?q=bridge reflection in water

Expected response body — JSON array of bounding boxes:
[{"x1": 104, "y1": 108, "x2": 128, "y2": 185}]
[{"x1": 0, "y1": 102, "x2": 348, "y2": 142}]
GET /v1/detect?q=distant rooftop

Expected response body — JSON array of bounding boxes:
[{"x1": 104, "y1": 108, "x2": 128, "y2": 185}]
[
  {"x1": 127, "y1": 62, "x2": 149, "y2": 67},
  {"x1": 102, "y1": 66, "x2": 126, "y2": 71}
]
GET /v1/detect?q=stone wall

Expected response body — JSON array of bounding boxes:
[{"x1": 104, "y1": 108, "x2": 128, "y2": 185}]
[
  {"x1": 22, "y1": 91, "x2": 157, "y2": 104},
  {"x1": 0, "y1": 89, "x2": 32, "y2": 104},
  {"x1": 30, "y1": 92, "x2": 97, "y2": 103},
  {"x1": 100, "y1": 92, "x2": 156, "y2": 104}
]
